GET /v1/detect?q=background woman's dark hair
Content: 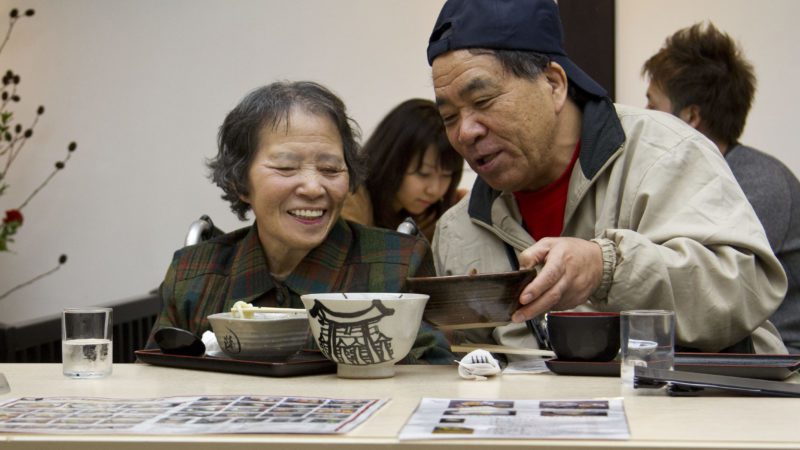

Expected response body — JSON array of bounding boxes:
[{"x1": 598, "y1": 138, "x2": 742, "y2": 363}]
[
  {"x1": 363, "y1": 98, "x2": 463, "y2": 230},
  {"x1": 208, "y1": 81, "x2": 363, "y2": 220}
]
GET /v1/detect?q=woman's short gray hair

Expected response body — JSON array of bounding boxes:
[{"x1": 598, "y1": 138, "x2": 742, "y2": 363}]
[{"x1": 208, "y1": 81, "x2": 363, "y2": 220}]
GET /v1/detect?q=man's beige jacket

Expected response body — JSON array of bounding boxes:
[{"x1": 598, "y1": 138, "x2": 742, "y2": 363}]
[{"x1": 432, "y1": 100, "x2": 787, "y2": 357}]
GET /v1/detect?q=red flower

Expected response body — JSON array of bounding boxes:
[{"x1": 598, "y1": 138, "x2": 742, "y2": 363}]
[{"x1": 3, "y1": 209, "x2": 23, "y2": 225}]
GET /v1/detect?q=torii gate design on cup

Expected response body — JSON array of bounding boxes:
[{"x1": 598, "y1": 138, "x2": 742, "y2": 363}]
[{"x1": 307, "y1": 299, "x2": 395, "y2": 365}]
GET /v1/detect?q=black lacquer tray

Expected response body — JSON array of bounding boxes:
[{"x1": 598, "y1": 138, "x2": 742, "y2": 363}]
[
  {"x1": 135, "y1": 349, "x2": 336, "y2": 378},
  {"x1": 545, "y1": 353, "x2": 800, "y2": 380}
]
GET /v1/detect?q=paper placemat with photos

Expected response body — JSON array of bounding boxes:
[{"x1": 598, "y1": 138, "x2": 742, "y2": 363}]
[
  {"x1": 0, "y1": 395, "x2": 386, "y2": 435},
  {"x1": 399, "y1": 397, "x2": 629, "y2": 440}
]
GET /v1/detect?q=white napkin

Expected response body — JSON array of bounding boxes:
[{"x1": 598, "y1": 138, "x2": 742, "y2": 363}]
[
  {"x1": 456, "y1": 349, "x2": 501, "y2": 381},
  {"x1": 0, "y1": 373, "x2": 9, "y2": 395},
  {"x1": 201, "y1": 330, "x2": 223, "y2": 357}
]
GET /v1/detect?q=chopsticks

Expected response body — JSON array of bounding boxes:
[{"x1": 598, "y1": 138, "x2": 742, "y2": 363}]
[
  {"x1": 437, "y1": 321, "x2": 511, "y2": 330},
  {"x1": 451, "y1": 343, "x2": 555, "y2": 358},
  {"x1": 231, "y1": 306, "x2": 306, "y2": 318}
]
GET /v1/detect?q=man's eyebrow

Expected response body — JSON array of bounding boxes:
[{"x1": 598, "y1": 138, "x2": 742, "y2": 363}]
[
  {"x1": 436, "y1": 77, "x2": 495, "y2": 108},
  {"x1": 459, "y1": 77, "x2": 492, "y2": 98}
]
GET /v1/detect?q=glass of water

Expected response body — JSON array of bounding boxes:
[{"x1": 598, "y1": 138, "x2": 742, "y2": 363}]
[
  {"x1": 620, "y1": 310, "x2": 675, "y2": 394},
  {"x1": 62, "y1": 307, "x2": 113, "y2": 378}
]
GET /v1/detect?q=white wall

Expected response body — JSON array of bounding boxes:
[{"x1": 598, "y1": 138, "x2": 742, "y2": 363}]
[
  {"x1": 0, "y1": 0, "x2": 447, "y2": 323},
  {"x1": 1, "y1": 0, "x2": 797, "y2": 324}
]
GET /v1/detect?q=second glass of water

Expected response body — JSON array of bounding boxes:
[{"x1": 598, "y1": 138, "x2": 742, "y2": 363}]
[
  {"x1": 62, "y1": 307, "x2": 113, "y2": 378},
  {"x1": 620, "y1": 310, "x2": 675, "y2": 394}
]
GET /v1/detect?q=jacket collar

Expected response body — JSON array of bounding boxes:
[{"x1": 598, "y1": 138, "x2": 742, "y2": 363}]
[
  {"x1": 468, "y1": 97, "x2": 625, "y2": 226},
  {"x1": 577, "y1": 97, "x2": 626, "y2": 180},
  {"x1": 226, "y1": 225, "x2": 273, "y2": 305}
]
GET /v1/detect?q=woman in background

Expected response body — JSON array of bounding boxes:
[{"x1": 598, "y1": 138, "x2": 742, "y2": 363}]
[{"x1": 342, "y1": 99, "x2": 464, "y2": 241}]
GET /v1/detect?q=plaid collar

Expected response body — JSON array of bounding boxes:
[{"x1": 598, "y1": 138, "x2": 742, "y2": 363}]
[{"x1": 223, "y1": 219, "x2": 353, "y2": 308}]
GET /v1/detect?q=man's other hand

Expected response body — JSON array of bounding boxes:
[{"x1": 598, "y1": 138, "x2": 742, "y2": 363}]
[{"x1": 513, "y1": 237, "x2": 604, "y2": 322}]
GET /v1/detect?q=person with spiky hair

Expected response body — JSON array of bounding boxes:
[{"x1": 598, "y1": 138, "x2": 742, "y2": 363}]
[{"x1": 643, "y1": 22, "x2": 800, "y2": 353}]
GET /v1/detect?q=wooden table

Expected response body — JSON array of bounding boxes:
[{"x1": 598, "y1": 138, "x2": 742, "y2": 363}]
[{"x1": 0, "y1": 363, "x2": 797, "y2": 449}]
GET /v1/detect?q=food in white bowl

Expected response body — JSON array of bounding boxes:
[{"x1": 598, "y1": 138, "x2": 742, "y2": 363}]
[
  {"x1": 299, "y1": 292, "x2": 428, "y2": 379},
  {"x1": 229, "y1": 300, "x2": 307, "y2": 319},
  {"x1": 207, "y1": 306, "x2": 309, "y2": 361}
]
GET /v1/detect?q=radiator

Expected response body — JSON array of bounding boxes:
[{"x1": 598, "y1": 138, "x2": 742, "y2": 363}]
[{"x1": 0, "y1": 291, "x2": 160, "y2": 363}]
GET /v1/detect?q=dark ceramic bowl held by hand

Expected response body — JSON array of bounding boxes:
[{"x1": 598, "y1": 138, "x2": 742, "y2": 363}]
[
  {"x1": 547, "y1": 312, "x2": 621, "y2": 362},
  {"x1": 406, "y1": 269, "x2": 536, "y2": 329}
]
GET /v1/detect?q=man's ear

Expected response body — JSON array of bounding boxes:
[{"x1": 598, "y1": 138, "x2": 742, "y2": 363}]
[
  {"x1": 678, "y1": 105, "x2": 702, "y2": 129},
  {"x1": 544, "y1": 62, "x2": 569, "y2": 111}
]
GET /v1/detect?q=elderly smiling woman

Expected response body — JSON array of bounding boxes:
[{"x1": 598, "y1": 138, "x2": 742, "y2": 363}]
[{"x1": 147, "y1": 81, "x2": 451, "y2": 363}]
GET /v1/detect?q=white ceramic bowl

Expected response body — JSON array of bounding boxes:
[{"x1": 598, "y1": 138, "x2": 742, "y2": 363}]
[
  {"x1": 207, "y1": 311, "x2": 309, "y2": 361},
  {"x1": 299, "y1": 293, "x2": 428, "y2": 379}
]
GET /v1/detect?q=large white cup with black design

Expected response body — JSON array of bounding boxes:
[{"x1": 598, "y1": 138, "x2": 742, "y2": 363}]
[{"x1": 300, "y1": 293, "x2": 428, "y2": 379}]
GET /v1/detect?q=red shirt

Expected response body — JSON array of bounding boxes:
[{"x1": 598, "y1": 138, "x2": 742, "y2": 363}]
[{"x1": 513, "y1": 143, "x2": 581, "y2": 241}]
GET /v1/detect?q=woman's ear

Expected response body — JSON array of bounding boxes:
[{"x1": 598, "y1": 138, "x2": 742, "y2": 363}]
[
  {"x1": 544, "y1": 62, "x2": 569, "y2": 111},
  {"x1": 236, "y1": 184, "x2": 250, "y2": 205}
]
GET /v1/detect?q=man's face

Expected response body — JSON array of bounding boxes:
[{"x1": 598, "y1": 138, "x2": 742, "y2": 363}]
[
  {"x1": 645, "y1": 82, "x2": 674, "y2": 113},
  {"x1": 432, "y1": 49, "x2": 561, "y2": 192},
  {"x1": 646, "y1": 81, "x2": 700, "y2": 130}
]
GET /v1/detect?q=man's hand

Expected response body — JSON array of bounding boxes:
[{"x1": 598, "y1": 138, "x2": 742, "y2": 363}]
[{"x1": 512, "y1": 237, "x2": 604, "y2": 322}]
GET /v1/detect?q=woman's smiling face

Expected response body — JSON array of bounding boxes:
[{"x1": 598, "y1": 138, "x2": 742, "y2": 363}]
[{"x1": 241, "y1": 106, "x2": 349, "y2": 264}]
